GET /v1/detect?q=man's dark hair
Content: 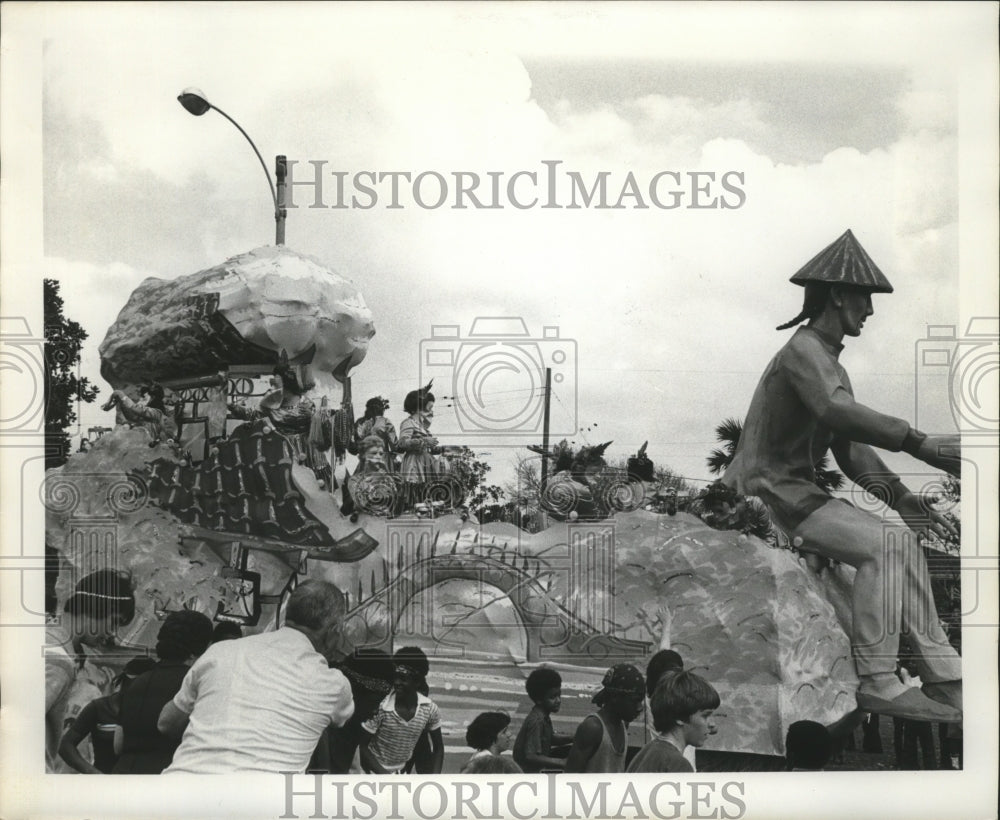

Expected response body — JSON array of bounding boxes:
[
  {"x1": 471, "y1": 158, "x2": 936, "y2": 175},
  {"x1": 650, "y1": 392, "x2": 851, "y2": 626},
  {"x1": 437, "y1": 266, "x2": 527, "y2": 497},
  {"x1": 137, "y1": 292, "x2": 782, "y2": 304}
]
[
  {"x1": 393, "y1": 645, "x2": 430, "y2": 679},
  {"x1": 645, "y1": 649, "x2": 684, "y2": 698},
  {"x1": 776, "y1": 282, "x2": 834, "y2": 331},
  {"x1": 285, "y1": 580, "x2": 346, "y2": 632},
  {"x1": 526, "y1": 667, "x2": 562, "y2": 702},
  {"x1": 785, "y1": 720, "x2": 833, "y2": 770},
  {"x1": 155, "y1": 610, "x2": 214, "y2": 662}
]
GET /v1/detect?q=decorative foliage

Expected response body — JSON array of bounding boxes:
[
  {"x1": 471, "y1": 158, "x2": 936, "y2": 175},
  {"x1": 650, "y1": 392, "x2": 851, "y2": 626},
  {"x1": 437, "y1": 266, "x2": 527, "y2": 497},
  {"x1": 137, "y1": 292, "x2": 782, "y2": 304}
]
[{"x1": 44, "y1": 279, "x2": 100, "y2": 469}]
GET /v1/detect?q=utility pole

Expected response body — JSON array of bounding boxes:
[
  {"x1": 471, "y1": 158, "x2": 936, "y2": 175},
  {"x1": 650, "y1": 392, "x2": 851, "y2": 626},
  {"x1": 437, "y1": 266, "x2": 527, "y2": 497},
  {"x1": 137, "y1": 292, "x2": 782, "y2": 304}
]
[
  {"x1": 275, "y1": 155, "x2": 287, "y2": 245},
  {"x1": 540, "y1": 367, "x2": 552, "y2": 488}
]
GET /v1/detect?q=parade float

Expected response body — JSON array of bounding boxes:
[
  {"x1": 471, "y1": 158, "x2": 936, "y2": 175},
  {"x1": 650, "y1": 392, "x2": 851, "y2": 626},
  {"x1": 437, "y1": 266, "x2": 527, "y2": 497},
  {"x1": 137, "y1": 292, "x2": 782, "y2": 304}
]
[{"x1": 45, "y1": 245, "x2": 863, "y2": 762}]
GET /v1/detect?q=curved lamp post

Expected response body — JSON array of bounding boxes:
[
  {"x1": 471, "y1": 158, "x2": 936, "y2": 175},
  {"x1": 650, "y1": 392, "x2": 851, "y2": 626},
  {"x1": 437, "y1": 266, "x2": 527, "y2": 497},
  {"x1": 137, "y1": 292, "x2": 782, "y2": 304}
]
[{"x1": 178, "y1": 87, "x2": 287, "y2": 245}]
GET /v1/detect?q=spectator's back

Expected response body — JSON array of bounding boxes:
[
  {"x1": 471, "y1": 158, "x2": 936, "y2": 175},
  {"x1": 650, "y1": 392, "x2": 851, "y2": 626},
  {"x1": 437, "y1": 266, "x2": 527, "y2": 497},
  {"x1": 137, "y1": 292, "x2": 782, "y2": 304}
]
[{"x1": 165, "y1": 628, "x2": 353, "y2": 774}]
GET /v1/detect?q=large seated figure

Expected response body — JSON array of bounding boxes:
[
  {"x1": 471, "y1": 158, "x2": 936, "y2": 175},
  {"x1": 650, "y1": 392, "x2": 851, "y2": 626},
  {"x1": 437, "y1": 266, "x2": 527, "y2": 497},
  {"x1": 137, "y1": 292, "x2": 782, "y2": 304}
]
[{"x1": 722, "y1": 229, "x2": 962, "y2": 723}]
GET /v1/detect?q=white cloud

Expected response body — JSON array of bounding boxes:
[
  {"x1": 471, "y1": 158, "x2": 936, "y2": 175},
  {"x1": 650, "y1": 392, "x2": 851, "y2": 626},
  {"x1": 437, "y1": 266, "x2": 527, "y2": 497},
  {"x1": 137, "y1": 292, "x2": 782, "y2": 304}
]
[{"x1": 39, "y1": 14, "x2": 966, "y2": 482}]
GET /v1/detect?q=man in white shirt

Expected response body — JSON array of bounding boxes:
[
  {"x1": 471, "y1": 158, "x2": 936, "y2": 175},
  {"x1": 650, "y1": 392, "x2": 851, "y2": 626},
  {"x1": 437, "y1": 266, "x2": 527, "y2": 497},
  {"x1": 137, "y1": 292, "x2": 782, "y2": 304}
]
[{"x1": 158, "y1": 580, "x2": 354, "y2": 773}]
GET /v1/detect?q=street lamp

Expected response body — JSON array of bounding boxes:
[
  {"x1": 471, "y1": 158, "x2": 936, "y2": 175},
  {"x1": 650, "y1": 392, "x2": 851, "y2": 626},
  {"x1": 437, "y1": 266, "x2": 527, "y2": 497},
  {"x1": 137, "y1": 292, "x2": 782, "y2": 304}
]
[{"x1": 177, "y1": 87, "x2": 287, "y2": 245}]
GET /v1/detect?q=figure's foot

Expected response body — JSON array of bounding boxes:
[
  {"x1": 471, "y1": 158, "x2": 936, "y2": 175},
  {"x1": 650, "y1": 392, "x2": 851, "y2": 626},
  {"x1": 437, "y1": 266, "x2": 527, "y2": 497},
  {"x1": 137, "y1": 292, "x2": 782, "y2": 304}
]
[
  {"x1": 857, "y1": 677, "x2": 961, "y2": 722},
  {"x1": 922, "y1": 680, "x2": 962, "y2": 713}
]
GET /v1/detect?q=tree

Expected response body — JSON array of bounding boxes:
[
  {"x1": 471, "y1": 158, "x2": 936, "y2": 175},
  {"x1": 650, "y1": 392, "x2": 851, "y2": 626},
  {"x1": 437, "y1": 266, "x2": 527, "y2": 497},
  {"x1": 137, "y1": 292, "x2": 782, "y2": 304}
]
[
  {"x1": 44, "y1": 279, "x2": 99, "y2": 469},
  {"x1": 707, "y1": 416, "x2": 844, "y2": 493},
  {"x1": 448, "y1": 447, "x2": 507, "y2": 520}
]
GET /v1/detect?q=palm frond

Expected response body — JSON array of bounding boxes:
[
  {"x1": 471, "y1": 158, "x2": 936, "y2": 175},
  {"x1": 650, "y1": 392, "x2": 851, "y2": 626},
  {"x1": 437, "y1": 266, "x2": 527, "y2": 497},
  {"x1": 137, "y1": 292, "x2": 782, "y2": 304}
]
[
  {"x1": 714, "y1": 417, "x2": 744, "y2": 447},
  {"x1": 706, "y1": 448, "x2": 732, "y2": 475}
]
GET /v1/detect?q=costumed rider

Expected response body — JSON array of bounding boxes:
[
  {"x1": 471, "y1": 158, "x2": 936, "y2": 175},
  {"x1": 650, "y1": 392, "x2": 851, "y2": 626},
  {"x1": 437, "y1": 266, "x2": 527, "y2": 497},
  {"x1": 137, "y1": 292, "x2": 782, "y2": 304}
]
[
  {"x1": 397, "y1": 381, "x2": 441, "y2": 512},
  {"x1": 722, "y1": 229, "x2": 962, "y2": 723},
  {"x1": 354, "y1": 397, "x2": 398, "y2": 473}
]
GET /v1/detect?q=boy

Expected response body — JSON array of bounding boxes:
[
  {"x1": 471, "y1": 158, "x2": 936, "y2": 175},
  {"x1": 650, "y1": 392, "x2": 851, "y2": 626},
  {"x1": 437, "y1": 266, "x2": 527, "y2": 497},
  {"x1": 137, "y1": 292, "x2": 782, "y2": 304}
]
[
  {"x1": 644, "y1": 649, "x2": 697, "y2": 770},
  {"x1": 627, "y1": 670, "x2": 719, "y2": 773},
  {"x1": 513, "y1": 667, "x2": 574, "y2": 773},
  {"x1": 785, "y1": 720, "x2": 833, "y2": 771},
  {"x1": 565, "y1": 664, "x2": 645, "y2": 774},
  {"x1": 461, "y1": 711, "x2": 521, "y2": 773},
  {"x1": 58, "y1": 657, "x2": 156, "y2": 774},
  {"x1": 359, "y1": 646, "x2": 443, "y2": 774}
]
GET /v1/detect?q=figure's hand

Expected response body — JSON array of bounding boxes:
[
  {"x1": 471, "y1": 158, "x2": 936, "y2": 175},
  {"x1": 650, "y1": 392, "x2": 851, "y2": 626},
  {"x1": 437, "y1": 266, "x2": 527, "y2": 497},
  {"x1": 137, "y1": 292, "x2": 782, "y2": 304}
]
[
  {"x1": 914, "y1": 434, "x2": 961, "y2": 478},
  {"x1": 424, "y1": 436, "x2": 439, "y2": 450},
  {"x1": 894, "y1": 492, "x2": 959, "y2": 542}
]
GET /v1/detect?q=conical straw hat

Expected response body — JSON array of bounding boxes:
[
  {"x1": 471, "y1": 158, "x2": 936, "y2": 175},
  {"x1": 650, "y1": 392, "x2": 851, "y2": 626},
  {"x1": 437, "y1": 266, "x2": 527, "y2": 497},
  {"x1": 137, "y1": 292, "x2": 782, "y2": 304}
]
[{"x1": 790, "y1": 229, "x2": 894, "y2": 293}]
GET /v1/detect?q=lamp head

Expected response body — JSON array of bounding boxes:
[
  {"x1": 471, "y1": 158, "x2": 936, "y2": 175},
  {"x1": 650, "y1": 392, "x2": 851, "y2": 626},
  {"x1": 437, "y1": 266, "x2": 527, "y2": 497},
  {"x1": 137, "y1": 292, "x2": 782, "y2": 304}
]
[{"x1": 178, "y1": 87, "x2": 211, "y2": 116}]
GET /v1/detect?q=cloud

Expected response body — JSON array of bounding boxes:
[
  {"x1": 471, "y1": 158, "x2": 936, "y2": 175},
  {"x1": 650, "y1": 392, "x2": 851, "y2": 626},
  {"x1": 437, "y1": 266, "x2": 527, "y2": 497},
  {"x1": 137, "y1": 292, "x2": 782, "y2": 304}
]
[{"x1": 40, "y1": 29, "x2": 962, "y2": 483}]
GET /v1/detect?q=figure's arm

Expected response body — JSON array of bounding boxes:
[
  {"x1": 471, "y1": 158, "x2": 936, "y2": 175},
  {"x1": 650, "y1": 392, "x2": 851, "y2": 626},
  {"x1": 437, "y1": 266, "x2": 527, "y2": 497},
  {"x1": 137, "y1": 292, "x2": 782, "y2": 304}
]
[
  {"x1": 45, "y1": 656, "x2": 75, "y2": 714},
  {"x1": 832, "y1": 438, "x2": 958, "y2": 542},
  {"x1": 428, "y1": 728, "x2": 445, "y2": 774},
  {"x1": 157, "y1": 701, "x2": 190, "y2": 738},
  {"x1": 158, "y1": 663, "x2": 198, "y2": 738},
  {"x1": 58, "y1": 704, "x2": 102, "y2": 774},
  {"x1": 785, "y1": 341, "x2": 909, "y2": 450},
  {"x1": 562, "y1": 716, "x2": 603, "y2": 773}
]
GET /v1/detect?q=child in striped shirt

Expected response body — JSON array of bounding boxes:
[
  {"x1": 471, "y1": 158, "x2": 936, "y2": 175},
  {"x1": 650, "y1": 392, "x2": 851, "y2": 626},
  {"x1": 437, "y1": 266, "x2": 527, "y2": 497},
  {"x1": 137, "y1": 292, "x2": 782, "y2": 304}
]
[{"x1": 360, "y1": 647, "x2": 443, "y2": 774}]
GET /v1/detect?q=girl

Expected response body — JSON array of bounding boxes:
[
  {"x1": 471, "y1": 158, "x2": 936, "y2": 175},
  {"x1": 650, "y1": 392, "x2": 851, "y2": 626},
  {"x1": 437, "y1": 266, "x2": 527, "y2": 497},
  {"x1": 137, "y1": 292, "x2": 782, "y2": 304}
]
[{"x1": 397, "y1": 382, "x2": 440, "y2": 512}]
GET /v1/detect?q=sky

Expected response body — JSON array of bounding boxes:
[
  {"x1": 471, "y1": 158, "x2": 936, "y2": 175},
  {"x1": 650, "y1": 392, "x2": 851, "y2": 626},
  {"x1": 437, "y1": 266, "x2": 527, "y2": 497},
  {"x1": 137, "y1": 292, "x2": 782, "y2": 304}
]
[{"x1": 32, "y1": 3, "x2": 994, "y2": 494}]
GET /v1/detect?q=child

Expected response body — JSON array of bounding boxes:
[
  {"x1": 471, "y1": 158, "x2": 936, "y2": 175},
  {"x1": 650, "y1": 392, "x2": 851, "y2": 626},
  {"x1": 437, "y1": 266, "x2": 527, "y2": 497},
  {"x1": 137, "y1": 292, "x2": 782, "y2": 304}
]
[
  {"x1": 644, "y1": 649, "x2": 697, "y2": 770},
  {"x1": 58, "y1": 657, "x2": 156, "y2": 773},
  {"x1": 627, "y1": 670, "x2": 719, "y2": 773},
  {"x1": 397, "y1": 383, "x2": 440, "y2": 511},
  {"x1": 360, "y1": 646, "x2": 444, "y2": 774},
  {"x1": 46, "y1": 569, "x2": 136, "y2": 772},
  {"x1": 565, "y1": 664, "x2": 645, "y2": 774},
  {"x1": 785, "y1": 720, "x2": 833, "y2": 771},
  {"x1": 461, "y1": 712, "x2": 521, "y2": 773},
  {"x1": 114, "y1": 609, "x2": 214, "y2": 774},
  {"x1": 512, "y1": 667, "x2": 574, "y2": 773}
]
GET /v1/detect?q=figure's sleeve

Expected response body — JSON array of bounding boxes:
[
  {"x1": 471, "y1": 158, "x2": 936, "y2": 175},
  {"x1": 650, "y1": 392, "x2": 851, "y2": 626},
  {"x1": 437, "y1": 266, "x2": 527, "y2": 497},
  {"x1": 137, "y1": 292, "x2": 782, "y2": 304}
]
[
  {"x1": 68, "y1": 699, "x2": 99, "y2": 737},
  {"x1": 384, "y1": 421, "x2": 398, "y2": 450},
  {"x1": 396, "y1": 420, "x2": 427, "y2": 453},
  {"x1": 327, "y1": 671, "x2": 355, "y2": 728},
  {"x1": 426, "y1": 701, "x2": 442, "y2": 732},
  {"x1": 782, "y1": 335, "x2": 910, "y2": 450},
  {"x1": 361, "y1": 707, "x2": 384, "y2": 736}
]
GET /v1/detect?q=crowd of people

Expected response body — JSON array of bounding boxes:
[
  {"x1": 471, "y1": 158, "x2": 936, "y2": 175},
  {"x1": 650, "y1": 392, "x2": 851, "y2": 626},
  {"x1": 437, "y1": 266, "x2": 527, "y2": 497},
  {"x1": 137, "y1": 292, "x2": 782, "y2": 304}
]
[{"x1": 49, "y1": 571, "x2": 897, "y2": 776}]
